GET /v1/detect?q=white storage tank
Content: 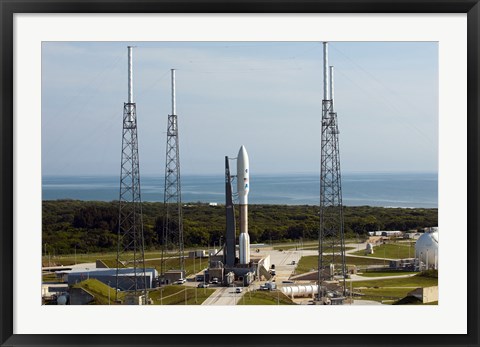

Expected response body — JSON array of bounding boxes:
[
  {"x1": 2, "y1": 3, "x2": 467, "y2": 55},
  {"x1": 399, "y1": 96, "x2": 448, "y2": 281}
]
[
  {"x1": 281, "y1": 284, "x2": 318, "y2": 298},
  {"x1": 365, "y1": 243, "x2": 374, "y2": 254},
  {"x1": 415, "y1": 229, "x2": 438, "y2": 269}
]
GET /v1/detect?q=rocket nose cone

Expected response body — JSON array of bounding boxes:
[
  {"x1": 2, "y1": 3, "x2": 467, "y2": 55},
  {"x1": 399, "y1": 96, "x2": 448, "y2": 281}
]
[{"x1": 237, "y1": 145, "x2": 248, "y2": 161}]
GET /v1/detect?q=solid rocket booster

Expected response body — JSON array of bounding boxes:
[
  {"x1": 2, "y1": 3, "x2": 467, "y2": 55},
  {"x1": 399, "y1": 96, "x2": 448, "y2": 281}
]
[{"x1": 237, "y1": 145, "x2": 250, "y2": 264}]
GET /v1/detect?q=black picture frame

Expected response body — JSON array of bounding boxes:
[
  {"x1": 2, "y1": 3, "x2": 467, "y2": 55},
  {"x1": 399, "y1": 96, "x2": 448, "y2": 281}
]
[{"x1": 1, "y1": 1, "x2": 479, "y2": 346}]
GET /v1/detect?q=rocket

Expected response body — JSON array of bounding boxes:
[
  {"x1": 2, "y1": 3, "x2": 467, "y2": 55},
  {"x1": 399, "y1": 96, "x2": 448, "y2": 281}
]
[{"x1": 237, "y1": 145, "x2": 250, "y2": 264}]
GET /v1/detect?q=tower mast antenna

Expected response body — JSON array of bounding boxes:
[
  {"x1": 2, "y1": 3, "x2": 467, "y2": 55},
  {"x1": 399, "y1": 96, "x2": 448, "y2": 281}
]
[
  {"x1": 317, "y1": 42, "x2": 347, "y2": 304},
  {"x1": 116, "y1": 46, "x2": 148, "y2": 303},
  {"x1": 161, "y1": 69, "x2": 185, "y2": 281}
]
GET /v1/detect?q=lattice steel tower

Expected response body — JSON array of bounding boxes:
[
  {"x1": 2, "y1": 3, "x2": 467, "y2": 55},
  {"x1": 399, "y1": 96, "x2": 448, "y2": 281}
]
[
  {"x1": 116, "y1": 46, "x2": 148, "y2": 302},
  {"x1": 317, "y1": 42, "x2": 347, "y2": 301},
  {"x1": 161, "y1": 69, "x2": 185, "y2": 277}
]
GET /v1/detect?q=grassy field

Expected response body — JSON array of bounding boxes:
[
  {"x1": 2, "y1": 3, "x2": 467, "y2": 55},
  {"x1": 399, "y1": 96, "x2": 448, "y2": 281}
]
[
  {"x1": 273, "y1": 242, "x2": 317, "y2": 251},
  {"x1": 137, "y1": 257, "x2": 208, "y2": 277},
  {"x1": 351, "y1": 272, "x2": 438, "y2": 304},
  {"x1": 44, "y1": 251, "x2": 162, "y2": 266},
  {"x1": 355, "y1": 287, "x2": 416, "y2": 303},
  {"x1": 237, "y1": 290, "x2": 295, "y2": 305},
  {"x1": 148, "y1": 286, "x2": 215, "y2": 305},
  {"x1": 351, "y1": 243, "x2": 415, "y2": 259},
  {"x1": 358, "y1": 271, "x2": 418, "y2": 278},
  {"x1": 73, "y1": 279, "x2": 125, "y2": 305},
  {"x1": 73, "y1": 279, "x2": 214, "y2": 305},
  {"x1": 273, "y1": 244, "x2": 355, "y2": 252},
  {"x1": 42, "y1": 272, "x2": 58, "y2": 282},
  {"x1": 344, "y1": 256, "x2": 386, "y2": 266},
  {"x1": 352, "y1": 275, "x2": 438, "y2": 288},
  {"x1": 295, "y1": 255, "x2": 385, "y2": 274},
  {"x1": 45, "y1": 252, "x2": 209, "y2": 277}
]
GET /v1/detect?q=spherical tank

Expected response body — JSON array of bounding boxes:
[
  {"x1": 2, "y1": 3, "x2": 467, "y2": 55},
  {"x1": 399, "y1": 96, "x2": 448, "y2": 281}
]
[
  {"x1": 57, "y1": 294, "x2": 68, "y2": 305},
  {"x1": 415, "y1": 231, "x2": 438, "y2": 269}
]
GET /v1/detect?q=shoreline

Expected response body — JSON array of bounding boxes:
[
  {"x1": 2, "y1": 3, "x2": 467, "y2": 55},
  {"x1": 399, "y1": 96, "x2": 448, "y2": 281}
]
[{"x1": 42, "y1": 199, "x2": 438, "y2": 210}]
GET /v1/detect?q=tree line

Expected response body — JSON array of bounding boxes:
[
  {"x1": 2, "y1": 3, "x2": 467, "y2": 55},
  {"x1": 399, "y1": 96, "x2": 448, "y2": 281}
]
[{"x1": 42, "y1": 200, "x2": 438, "y2": 255}]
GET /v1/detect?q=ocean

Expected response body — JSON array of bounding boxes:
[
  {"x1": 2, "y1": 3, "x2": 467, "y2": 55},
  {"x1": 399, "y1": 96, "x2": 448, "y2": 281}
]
[{"x1": 42, "y1": 172, "x2": 438, "y2": 208}]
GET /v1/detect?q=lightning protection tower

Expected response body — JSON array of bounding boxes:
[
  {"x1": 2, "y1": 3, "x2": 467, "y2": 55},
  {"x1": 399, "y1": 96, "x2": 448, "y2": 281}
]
[
  {"x1": 161, "y1": 69, "x2": 185, "y2": 278},
  {"x1": 116, "y1": 46, "x2": 148, "y2": 302},
  {"x1": 317, "y1": 42, "x2": 347, "y2": 302},
  {"x1": 224, "y1": 156, "x2": 236, "y2": 268}
]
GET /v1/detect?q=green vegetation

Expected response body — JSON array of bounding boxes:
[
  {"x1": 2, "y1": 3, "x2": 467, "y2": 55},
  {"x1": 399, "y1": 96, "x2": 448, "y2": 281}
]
[
  {"x1": 295, "y1": 255, "x2": 386, "y2": 274},
  {"x1": 45, "y1": 252, "x2": 122, "y2": 266},
  {"x1": 237, "y1": 290, "x2": 295, "y2": 305},
  {"x1": 351, "y1": 242, "x2": 415, "y2": 259},
  {"x1": 273, "y1": 242, "x2": 317, "y2": 250},
  {"x1": 358, "y1": 271, "x2": 417, "y2": 278},
  {"x1": 417, "y1": 269, "x2": 438, "y2": 278},
  {"x1": 352, "y1": 272, "x2": 438, "y2": 304},
  {"x1": 142, "y1": 257, "x2": 208, "y2": 277},
  {"x1": 42, "y1": 200, "x2": 437, "y2": 256},
  {"x1": 73, "y1": 279, "x2": 214, "y2": 305},
  {"x1": 45, "y1": 250, "x2": 208, "y2": 277},
  {"x1": 42, "y1": 272, "x2": 58, "y2": 282},
  {"x1": 344, "y1": 257, "x2": 388, "y2": 266},
  {"x1": 352, "y1": 275, "x2": 438, "y2": 288},
  {"x1": 273, "y1": 244, "x2": 355, "y2": 251},
  {"x1": 73, "y1": 279, "x2": 124, "y2": 305},
  {"x1": 148, "y1": 286, "x2": 215, "y2": 305},
  {"x1": 355, "y1": 287, "x2": 416, "y2": 303}
]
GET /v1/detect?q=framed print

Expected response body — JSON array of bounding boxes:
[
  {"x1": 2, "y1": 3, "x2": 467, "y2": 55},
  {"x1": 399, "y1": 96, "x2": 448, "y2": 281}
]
[{"x1": 1, "y1": 1, "x2": 479, "y2": 346}]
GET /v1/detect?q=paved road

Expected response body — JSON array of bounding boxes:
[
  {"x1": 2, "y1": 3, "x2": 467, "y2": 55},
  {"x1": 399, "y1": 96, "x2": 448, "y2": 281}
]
[{"x1": 201, "y1": 287, "x2": 245, "y2": 305}]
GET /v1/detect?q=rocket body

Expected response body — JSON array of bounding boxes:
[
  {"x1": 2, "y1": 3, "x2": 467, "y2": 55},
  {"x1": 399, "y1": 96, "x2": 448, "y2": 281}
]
[
  {"x1": 237, "y1": 145, "x2": 250, "y2": 264},
  {"x1": 237, "y1": 145, "x2": 249, "y2": 205}
]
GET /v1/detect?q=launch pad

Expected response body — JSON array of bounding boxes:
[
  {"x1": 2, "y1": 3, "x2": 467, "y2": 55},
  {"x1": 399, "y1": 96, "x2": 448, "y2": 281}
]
[{"x1": 203, "y1": 146, "x2": 272, "y2": 288}]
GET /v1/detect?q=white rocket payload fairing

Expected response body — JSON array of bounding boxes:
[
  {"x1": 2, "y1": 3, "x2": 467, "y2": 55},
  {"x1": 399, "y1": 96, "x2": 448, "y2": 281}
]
[{"x1": 237, "y1": 145, "x2": 250, "y2": 264}]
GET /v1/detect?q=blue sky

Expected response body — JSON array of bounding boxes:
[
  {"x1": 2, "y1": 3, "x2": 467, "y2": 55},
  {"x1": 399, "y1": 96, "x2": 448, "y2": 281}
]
[{"x1": 42, "y1": 41, "x2": 438, "y2": 175}]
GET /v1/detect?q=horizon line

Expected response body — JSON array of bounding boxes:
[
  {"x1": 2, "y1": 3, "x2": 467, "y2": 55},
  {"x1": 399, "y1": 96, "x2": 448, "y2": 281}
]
[{"x1": 43, "y1": 170, "x2": 439, "y2": 177}]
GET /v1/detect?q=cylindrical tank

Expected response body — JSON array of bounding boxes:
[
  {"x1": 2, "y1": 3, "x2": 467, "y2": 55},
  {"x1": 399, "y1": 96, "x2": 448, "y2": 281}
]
[
  {"x1": 281, "y1": 284, "x2": 318, "y2": 297},
  {"x1": 415, "y1": 230, "x2": 439, "y2": 269},
  {"x1": 366, "y1": 243, "x2": 374, "y2": 254}
]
